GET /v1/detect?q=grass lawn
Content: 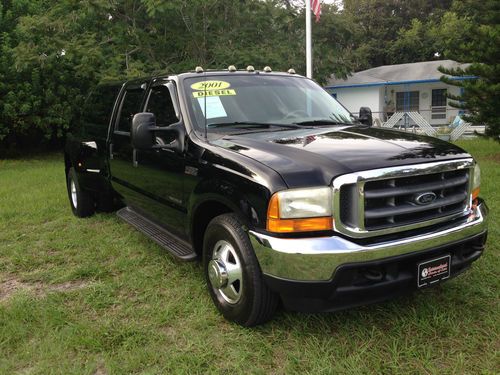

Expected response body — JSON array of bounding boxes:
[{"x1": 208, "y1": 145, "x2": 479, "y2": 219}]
[{"x1": 0, "y1": 138, "x2": 498, "y2": 374}]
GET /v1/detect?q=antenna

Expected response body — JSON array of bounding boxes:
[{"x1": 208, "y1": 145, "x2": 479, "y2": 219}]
[{"x1": 203, "y1": 72, "x2": 207, "y2": 140}]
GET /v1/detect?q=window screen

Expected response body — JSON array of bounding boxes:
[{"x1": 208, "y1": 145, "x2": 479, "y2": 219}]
[
  {"x1": 116, "y1": 86, "x2": 146, "y2": 133},
  {"x1": 432, "y1": 89, "x2": 447, "y2": 107},
  {"x1": 396, "y1": 91, "x2": 419, "y2": 111},
  {"x1": 145, "y1": 85, "x2": 178, "y2": 127}
]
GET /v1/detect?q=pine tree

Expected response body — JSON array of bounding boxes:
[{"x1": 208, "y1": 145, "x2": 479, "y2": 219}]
[{"x1": 438, "y1": 0, "x2": 500, "y2": 139}]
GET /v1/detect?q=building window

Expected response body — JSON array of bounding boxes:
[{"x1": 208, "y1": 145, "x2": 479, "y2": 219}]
[
  {"x1": 396, "y1": 91, "x2": 419, "y2": 111},
  {"x1": 432, "y1": 89, "x2": 447, "y2": 107}
]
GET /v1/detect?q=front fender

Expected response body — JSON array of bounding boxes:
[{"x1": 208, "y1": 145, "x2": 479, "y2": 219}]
[{"x1": 188, "y1": 175, "x2": 271, "y2": 232}]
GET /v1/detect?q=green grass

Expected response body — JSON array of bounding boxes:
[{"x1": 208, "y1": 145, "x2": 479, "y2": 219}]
[{"x1": 0, "y1": 139, "x2": 499, "y2": 374}]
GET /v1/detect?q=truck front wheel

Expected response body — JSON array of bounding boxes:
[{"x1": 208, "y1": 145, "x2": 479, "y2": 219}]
[
  {"x1": 67, "y1": 167, "x2": 95, "y2": 218},
  {"x1": 203, "y1": 214, "x2": 278, "y2": 326}
]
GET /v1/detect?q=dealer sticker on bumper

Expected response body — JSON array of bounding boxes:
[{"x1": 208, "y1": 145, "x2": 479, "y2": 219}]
[{"x1": 417, "y1": 255, "x2": 451, "y2": 288}]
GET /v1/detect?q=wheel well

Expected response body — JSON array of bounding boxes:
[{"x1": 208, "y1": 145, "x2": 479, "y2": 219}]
[{"x1": 192, "y1": 201, "x2": 233, "y2": 257}]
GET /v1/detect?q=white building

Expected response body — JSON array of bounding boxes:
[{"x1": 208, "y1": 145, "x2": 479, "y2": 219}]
[{"x1": 325, "y1": 60, "x2": 474, "y2": 127}]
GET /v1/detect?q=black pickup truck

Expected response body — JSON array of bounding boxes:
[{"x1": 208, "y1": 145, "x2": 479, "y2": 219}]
[{"x1": 64, "y1": 68, "x2": 488, "y2": 326}]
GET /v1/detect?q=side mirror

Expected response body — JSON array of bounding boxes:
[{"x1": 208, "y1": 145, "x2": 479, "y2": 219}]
[
  {"x1": 358, "y1": 107, "x2": 373, "y2": 126},
  {"x1": 131, "y1": 112, "x2": 185, "y2": 153},
  {"x1": 158, "y1": 122, "x2": 186, "y2": 154},
  {"x1": 131, "y1": 112, "x2": 156, "y2": 149}
]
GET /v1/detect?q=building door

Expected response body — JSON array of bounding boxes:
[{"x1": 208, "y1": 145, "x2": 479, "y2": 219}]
[{"x1": 431, "y1": 88, "x2": 447, "y2": 125}]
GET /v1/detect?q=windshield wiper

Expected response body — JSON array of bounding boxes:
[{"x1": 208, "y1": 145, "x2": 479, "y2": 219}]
[
  {"x1": 294, "y1": 120, "x2": 354, "y2": 126},
  {"x1": 207, "y1": 122, "x2": 301, "y2": 129}
]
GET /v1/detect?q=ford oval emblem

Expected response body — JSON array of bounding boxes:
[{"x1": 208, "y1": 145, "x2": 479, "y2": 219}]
[{"x1": 414, "y1": 192, "x2": 437, "y2": 205}]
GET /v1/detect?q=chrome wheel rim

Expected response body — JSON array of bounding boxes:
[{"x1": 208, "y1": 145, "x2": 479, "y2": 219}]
[
  {"x1": 208, "y1": 240, "x2": 243, "y2": 304},
  {"x1": 70, "y1": 180, "x2": 77, "y2": 208}
]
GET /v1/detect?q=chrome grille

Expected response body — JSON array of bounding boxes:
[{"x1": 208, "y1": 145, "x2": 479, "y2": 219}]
[
  {"x1": 363, "y1": 169, "x2": 468, "y2": 230},
  {"x1": 333, "y1": 159, "x2": 474, "y2": 238}
]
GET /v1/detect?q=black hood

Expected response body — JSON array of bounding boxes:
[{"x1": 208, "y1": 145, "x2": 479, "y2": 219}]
[{"x1": 211, "y1": 126, "x2": 470, "y2": 188}]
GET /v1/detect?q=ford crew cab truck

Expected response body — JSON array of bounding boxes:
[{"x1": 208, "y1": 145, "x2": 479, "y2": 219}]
[{"x1": 64, "y1": 68, "x2": 488, "y2": 326}]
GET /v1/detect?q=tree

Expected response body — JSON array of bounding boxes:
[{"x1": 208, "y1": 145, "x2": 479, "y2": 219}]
[
  {"x1": 1, "y1": 0, "x2": 364, "y2": 150},
  {"x1": 0, "y1": 0, "x2": 117, "y2": 149},
  {"x1": 388, "y1": 19, "x2": 436, "y2": 64},
  {"x1": 343, "y1": 0, "x2": 453, "y2": 68},
  {"x1": 0, "y1": 0, "x2": 48, "y2": 146},
  {"x1": 438, "y1": 0, "x2": 500, "y2": 139}
]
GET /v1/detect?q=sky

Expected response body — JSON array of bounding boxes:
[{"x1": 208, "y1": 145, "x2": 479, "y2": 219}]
[
  {"x1": 319, "y1": 0, "x2": 344, "y2": 9},
  {"x1": 290, "y1": 0, "x2": 343, "y2": 9},
  {"x1": 321, "y1": 1, "x2": 344, "y2": 11}
]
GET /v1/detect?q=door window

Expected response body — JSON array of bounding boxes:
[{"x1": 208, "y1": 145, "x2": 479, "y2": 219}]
[
  {"x1": 116, "y1": 86, "x2": 146, "y2": 133},
  {"x1": 145, "y1": 84, "x2": 178, "y2": 127}
]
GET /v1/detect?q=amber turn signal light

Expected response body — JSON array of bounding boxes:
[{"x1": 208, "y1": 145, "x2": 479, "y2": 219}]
[
  {"x1": 472, "y1": 187, "x2": 480, "y2": 201},
  {"x1": 267, "y1": 216, "x2": 333, "y2": 233}
]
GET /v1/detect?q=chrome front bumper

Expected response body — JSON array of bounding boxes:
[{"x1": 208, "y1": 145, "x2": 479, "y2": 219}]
[{"x1": 250, "y1": 202, "x2": 488, "y2": 281}]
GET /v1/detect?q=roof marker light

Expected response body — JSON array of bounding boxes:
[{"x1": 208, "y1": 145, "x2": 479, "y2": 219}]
[
  {"x1": 228, "y1": 65, "x2": 237, "y2": 72},
  {"x1": 195, "y1": 66, "x2": 204, "y2": 73},
  {"x1": 263, "y1": 66, "x2": 272, "y2": 73},
  {"x1": 246, "y1": 65, "x2": 255, "y2": 72},
  {"x1": 288, "y1": 68, "x2": 296, "y2": 74}
]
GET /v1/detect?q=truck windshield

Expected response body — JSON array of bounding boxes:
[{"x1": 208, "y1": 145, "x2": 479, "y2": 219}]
[{"x1": 182, "y1": 75, "x2": 357, "y2": 132}]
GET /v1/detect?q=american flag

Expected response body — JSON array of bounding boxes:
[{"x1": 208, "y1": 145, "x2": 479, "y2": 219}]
[{"x1": 311, "y1": 0, "x2": 321, "y2": 22}]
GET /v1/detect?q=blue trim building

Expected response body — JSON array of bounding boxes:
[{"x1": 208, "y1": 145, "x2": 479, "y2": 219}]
[{"x1": 325, "y1": 60, "x2": 475, "y2": 126}]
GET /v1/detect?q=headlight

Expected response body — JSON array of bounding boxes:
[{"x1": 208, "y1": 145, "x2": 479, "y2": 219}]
[
  {"x1": 267, "y1": 187, "x2": 333, "y2": 233},
  {"x1": 472, "y1": 163, "x2": 480, "y2": 200}
]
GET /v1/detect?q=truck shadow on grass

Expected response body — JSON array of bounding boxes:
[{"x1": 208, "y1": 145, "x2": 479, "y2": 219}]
[{"x1": 257, "y1": 284, "x2": 495, "y2": 368}]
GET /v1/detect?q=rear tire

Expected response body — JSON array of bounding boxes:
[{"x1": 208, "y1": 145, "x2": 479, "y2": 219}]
[
  {"x1": 203, "y1": 214, "x2": 278, "y2": 326},
  {"x1": 67, "y1": 167, "x2": 95, "y2": 218}
]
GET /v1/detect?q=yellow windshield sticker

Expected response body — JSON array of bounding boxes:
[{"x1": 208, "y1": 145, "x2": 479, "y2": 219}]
[
  {"x1": 191, "y1": 80, "x2": 231, "y2": 91},
  {"x1": 192, "y1": 89, "x2": 236, "y2": 98}
]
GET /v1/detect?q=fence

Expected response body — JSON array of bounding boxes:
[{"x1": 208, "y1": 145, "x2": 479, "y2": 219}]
[{"x1": 351, "y1": 109, "x2": 483, "y2": 140}]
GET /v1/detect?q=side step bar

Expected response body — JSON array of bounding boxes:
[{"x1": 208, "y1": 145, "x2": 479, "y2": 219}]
[{"x1": 117, "y1": 207, "x2": 196, "y2": 261}]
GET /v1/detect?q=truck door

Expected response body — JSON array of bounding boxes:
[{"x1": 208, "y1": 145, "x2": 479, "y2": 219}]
[
  {"x1": 109, "y1": 81, "x2": 148, "y2": 205},
  {"x1": 132, "y1": 79, "x2": 186, "y2": 237}
]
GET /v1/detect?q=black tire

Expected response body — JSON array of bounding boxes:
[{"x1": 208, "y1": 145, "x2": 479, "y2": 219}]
[
  {"x1": 66, "y1": 167, "x2": 95, "y2": 218},
  {"x1": 203, "y1": 214, "x2": 278, "y2": 326}
]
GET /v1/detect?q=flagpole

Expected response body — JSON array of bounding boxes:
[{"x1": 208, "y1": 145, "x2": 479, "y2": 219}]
[{"x1": 306, "y1": 0, "x2": 312, "y2": 79}]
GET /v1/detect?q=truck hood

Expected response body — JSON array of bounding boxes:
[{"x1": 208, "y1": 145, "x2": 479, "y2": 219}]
[{"x1": 211, "y1": 126, "x2": 470, "y2": 188}]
